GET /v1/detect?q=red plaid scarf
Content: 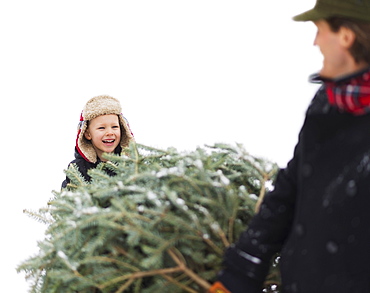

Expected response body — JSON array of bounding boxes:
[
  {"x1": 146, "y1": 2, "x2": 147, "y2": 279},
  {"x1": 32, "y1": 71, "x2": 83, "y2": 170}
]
[{"x1": 324, "y1": 69, "x2": 370, "y2": 115}]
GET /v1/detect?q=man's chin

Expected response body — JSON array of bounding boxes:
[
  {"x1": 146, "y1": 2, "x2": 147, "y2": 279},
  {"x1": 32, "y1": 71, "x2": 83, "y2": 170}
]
[{"x1": 319, "y1": 68, "x2": 336, "y2": 79}]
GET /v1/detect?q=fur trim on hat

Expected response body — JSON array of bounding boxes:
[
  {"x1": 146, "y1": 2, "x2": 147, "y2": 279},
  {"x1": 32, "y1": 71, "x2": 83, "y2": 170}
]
[{"x1": 76, "y1": 95, "x2": 134, "y2": 163}]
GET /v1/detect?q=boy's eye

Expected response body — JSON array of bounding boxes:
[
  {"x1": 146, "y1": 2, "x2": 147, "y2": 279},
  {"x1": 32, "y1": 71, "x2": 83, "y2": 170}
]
[
  {"x1": 112, "y1": 126, "x2": 119, "y2": 129},
  {"x1": 98, "y1": 127, "x2": 105, "y2": 130}
]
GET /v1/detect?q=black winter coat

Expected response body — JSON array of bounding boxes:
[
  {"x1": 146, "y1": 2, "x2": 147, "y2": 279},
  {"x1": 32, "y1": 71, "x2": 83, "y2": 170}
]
[
  {"x1": 61, "y1": 146, "x2": 121, "y2": 189},
  {"x1": 220, "y1": 84, "x2": 370, "y2": 292}
]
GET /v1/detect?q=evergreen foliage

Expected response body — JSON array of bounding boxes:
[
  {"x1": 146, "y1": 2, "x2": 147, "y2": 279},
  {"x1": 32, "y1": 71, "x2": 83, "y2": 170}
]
[{"x1": 18, "y1": 143, "x2": 280, "y2": 293}]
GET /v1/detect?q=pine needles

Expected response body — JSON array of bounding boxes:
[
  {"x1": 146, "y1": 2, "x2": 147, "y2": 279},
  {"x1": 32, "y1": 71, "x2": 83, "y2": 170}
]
[{"x1": 17, "y1": 143, "x2": 279, "y2": 292}]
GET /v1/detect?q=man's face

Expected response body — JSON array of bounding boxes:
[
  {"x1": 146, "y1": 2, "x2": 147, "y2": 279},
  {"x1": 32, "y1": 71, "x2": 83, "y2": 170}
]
[{"x1": 313, "y1": 20, "x2": 353, "y2": 79}]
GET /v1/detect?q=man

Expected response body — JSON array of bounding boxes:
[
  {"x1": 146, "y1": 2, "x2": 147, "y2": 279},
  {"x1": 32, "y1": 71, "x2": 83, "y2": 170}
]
[{"x1": 209, "y1": 0, "x2": 370, "y2": 292}]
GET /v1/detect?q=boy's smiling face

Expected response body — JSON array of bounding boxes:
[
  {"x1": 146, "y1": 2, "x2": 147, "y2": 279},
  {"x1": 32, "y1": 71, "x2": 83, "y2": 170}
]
[{"x1": 84, "y1": 114, "x2": 121, "y2": 161}]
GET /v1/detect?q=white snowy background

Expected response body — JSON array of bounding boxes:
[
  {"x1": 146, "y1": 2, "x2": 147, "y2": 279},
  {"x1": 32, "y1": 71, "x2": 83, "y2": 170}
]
[{"x1": 1, "y1": 0, "x2": 320, "y2": 291}]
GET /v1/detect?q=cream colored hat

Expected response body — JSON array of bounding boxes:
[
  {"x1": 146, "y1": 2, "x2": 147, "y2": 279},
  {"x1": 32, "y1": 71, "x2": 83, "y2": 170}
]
[{"x1": 76, "y1": 95, "x2": 134, "y2": 163}]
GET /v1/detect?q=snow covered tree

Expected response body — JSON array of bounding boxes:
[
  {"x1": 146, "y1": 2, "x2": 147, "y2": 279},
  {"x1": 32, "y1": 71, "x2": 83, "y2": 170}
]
[{"x1": 18, "y1": 143, "x2": 280, "y2": 293}]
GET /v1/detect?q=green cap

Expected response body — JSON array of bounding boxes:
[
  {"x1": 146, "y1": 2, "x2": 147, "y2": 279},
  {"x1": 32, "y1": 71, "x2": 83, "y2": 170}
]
[{"x1": 293, "y1": 0, "x2": 370, "y2": 22}]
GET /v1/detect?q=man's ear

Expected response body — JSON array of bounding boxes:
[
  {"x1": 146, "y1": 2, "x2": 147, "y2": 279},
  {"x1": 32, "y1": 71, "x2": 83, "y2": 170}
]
[
  {"x1": 339, "y1": 26, "x2": 356, "y2": 49},
  {"x1": 84, "y1": 130, "x2": 92, "y2": 140}
]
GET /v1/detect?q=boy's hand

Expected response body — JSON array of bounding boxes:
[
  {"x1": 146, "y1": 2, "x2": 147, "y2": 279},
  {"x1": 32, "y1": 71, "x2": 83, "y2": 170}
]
[{"x1": 208, "y1": 281, "x2": 231, "y2": 293}]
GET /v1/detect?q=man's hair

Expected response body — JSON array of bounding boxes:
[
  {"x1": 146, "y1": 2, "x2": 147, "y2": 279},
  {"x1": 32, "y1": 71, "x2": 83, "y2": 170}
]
[{"x1": 327, "y1": 17, "x2": 370, "y2": 65}]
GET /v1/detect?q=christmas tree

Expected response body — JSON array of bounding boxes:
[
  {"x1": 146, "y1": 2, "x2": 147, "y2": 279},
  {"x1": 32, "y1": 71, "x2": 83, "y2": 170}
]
[{"x1": 18, "y1": 143, "x2": 280, "y2": 292}]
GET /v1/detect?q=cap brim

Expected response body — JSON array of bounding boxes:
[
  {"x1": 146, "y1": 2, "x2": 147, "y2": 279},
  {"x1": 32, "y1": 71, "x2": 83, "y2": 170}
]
[{"x1": 293, "y1": 9, "x2": 328, "y2": 22}]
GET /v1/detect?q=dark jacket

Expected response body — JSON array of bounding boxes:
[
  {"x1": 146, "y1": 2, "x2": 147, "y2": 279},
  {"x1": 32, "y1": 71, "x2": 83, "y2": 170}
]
[
  {"x1": 61, "y1": 146, "x2": 121, "y2": 189},
  {"x1": 219, "y1": 80, "x2": 370, "y2": 292}
]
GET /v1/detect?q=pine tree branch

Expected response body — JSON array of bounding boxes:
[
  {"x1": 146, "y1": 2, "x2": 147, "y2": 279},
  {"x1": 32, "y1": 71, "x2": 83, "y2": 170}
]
[
  {"x1": 115, "y1": 278, "x2": 135, "y2": 293},
  {"x1": 228, "y1": 210, "x2": 237, "y2": 245},
  {"x1": 202, "y1": 212, "x2": 229, "y2": 248},
  {"x1": 23, "y1": 209, "x2": 53, "y2": 225},
  {"x1": 212, "y1": 222, "x2": 229, "y2": 248},
  {"x1": 199, "y1": 232, "x2": 224, "y2": 255},
  {"x1": 65, "y1": 163, "x2": 88, "y2": 187},
  {"x1": 98, "y1": 267, "x2": 184, "y2": 290},
  {"x1": 161, "y1": 274, "x2": 199, "y2": 293},
  {"x1": 167, "y1": 248, "x2": 211, "y2": 290},
  {"x1": 85, "y1": 256, "x2": 140, "y2": 272},
  {"x1": 255, "y1": 173, "x2": 268, "y2": 213},
  {"x1": 133, "y1": 143, "x2": 140, "y2": 175},
  {"x1": 114, "y1": 246, "x2": 141, "y2": 265}
]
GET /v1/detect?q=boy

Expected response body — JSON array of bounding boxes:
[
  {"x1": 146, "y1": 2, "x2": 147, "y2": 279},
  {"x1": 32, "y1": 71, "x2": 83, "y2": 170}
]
[
  {"x1": 210, "y1": 0, "x2": 370, "y2": 292},
  {"x1": 62, "y1": 95, "x2": 134, "y2": 188}
]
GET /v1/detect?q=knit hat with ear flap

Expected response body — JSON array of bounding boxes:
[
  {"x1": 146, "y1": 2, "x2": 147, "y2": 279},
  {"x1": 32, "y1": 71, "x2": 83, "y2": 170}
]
[{"x1": 76, "y1": 95, "x2": 134, "y2": 163}]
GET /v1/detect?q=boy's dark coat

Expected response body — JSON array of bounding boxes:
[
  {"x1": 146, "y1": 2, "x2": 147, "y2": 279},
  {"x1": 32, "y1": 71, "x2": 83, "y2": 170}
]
[
  {"x1": 221, "y1": 86, "x2": 370, "y2": 293},
  {"x1": 61, "y1": 146, "x2": 121, "y2": 188}
]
